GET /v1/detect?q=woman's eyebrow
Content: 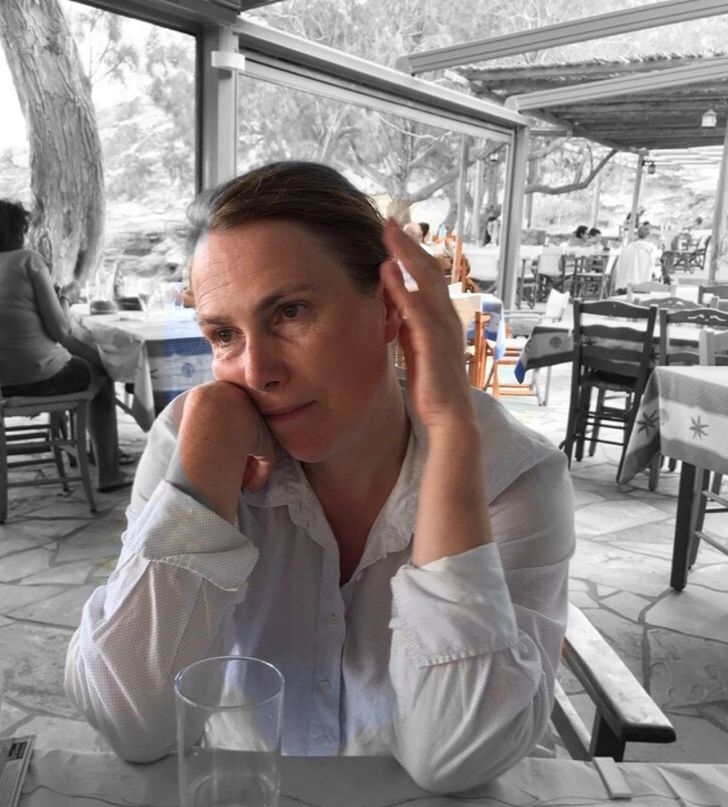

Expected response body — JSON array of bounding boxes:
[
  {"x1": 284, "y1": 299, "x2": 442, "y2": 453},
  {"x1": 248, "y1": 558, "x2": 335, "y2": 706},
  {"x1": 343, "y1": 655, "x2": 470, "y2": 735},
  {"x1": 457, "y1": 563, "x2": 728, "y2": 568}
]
[{"x1": 196, "y1": 283, "x2": 318, "y2": 329}]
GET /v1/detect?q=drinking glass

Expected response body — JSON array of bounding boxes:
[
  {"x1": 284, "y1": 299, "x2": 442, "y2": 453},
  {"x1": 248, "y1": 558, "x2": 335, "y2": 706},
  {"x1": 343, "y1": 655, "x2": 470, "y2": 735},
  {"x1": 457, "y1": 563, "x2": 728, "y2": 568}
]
[{"x1": 175, "y1": 656, "x2": 284, "y2": 807}]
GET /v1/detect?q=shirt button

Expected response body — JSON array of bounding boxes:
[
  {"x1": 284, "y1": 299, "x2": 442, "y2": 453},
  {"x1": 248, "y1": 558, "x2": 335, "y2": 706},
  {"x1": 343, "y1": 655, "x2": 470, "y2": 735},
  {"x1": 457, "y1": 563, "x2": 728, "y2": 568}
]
[
  {"x1": 319, "y1": 679, "x2": 331, "y2": 692},
  {"x1": 327, "y1": 614, "x2": 338, "y2": 626}
]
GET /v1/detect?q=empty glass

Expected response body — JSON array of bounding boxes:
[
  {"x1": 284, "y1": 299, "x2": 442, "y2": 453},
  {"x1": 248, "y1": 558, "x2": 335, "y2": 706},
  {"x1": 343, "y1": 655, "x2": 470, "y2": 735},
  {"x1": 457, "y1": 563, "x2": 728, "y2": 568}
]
[{"x1": 175, "y1": 656, "x2": 285, "y2": 807}]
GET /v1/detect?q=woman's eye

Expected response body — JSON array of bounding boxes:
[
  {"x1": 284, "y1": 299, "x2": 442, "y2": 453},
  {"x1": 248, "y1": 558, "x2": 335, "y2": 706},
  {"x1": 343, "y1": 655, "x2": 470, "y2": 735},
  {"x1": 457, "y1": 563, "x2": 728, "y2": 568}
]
[
  {"x1": 281, "y1": 303, "x2": 303, "y2": 319},
  {"x1": 215, "y1": 328, "x2": 234, "y2": 345}
]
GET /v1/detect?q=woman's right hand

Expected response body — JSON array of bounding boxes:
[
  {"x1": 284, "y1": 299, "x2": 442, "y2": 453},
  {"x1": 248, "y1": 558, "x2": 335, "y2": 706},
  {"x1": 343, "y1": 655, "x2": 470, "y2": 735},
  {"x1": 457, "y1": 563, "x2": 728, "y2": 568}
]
[{"x1": 177, "y1": 381, "x2": 276, "y2": 523}]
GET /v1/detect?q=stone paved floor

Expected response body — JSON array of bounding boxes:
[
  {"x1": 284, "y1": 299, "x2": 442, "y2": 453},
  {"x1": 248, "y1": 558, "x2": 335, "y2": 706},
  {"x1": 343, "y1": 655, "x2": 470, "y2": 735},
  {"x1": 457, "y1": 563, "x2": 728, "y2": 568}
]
[{"x1": 1, "y1": 366, "x2": 727, "y2": 763}]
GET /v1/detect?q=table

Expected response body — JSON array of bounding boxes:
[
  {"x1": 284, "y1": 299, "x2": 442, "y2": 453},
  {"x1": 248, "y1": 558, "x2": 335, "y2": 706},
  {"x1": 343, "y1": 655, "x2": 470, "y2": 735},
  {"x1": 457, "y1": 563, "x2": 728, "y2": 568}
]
[
  {"x1": 72, "y1": 307, "x2": 213, "y2": 431},
  {"x1": 19, "y1": 748, "x2": 728, "y2": 806},
  {"x1": 619, "y1": 366, "x2": 728, "y2": 590},
  {"x1": 514, "y1": 323, "x2": 571, "y2": 382}
]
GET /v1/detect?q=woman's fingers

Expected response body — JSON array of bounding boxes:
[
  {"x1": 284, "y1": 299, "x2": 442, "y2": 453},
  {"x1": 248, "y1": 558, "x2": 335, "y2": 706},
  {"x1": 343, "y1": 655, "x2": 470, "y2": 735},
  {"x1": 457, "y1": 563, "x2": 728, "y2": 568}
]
[{"x1": 383, "y1": 218, "x2": 447, "y2": 293}]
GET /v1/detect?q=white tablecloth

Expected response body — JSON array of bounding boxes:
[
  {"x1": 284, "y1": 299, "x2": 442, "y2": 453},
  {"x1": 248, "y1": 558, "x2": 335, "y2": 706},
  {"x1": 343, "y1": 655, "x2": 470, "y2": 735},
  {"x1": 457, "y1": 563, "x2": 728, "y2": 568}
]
[
  {"x1": 72, "y1": 308, "x2": 213, "y2": 430},
  {"x1": 20, "y1": 748, "x2": 728, "y2": 806}
]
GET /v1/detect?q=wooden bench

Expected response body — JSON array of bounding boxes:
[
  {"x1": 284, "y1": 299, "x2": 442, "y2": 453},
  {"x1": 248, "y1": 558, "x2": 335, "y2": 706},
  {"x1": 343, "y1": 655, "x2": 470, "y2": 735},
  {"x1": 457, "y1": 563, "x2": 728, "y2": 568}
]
[{"x1": 552, "y1": 603, "x2": 676, "y2": 761}]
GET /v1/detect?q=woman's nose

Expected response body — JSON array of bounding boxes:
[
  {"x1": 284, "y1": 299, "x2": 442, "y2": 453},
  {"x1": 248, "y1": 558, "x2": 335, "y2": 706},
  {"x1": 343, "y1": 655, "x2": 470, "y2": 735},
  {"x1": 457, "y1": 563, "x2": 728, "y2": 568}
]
[{"x1": 240, "y1": 337, "x2": 288, "y2": 392}]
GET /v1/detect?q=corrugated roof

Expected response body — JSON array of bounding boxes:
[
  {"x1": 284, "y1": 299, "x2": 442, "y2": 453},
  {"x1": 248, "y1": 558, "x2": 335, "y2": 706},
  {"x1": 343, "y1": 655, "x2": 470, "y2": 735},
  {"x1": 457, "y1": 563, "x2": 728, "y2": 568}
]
[{"x1": 461, "y1": 54, "x2": 728, "y2": 151}]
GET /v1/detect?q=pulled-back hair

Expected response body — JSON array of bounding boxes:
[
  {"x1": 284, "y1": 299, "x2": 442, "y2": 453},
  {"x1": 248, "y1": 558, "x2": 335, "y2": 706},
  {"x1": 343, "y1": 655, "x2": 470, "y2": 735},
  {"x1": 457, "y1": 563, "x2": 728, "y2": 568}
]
[
  {"x1": 187, "y1": 162, "x2": 387, "y2": 294},
  {"x1": 0, "y1": 199, "x2": 30, "y2": 252}
]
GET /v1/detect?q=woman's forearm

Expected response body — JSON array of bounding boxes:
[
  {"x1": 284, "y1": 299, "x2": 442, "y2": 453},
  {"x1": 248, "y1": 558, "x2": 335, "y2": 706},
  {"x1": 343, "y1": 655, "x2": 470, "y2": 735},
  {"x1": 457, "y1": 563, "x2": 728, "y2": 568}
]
[{"x1": 411, "y1": 422, "x2": 492, "y2": 567}]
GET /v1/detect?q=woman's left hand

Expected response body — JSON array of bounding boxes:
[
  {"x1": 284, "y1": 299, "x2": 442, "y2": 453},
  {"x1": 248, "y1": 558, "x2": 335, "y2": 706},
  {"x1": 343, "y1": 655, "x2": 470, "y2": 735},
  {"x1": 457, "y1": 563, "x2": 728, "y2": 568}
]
[{"x1": 381, "y1": 218, "x2": 475, "y2": 433}]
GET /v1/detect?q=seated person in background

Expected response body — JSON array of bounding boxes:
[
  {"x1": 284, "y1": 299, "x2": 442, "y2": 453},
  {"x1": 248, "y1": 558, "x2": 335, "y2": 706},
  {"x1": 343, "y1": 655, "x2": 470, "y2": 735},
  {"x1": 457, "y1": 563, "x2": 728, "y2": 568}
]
[
  {"x1": 0, "y1": 198, "x2": 131, "y2": 492},
  {"x1": 587, "y1": 227, "x2": 602, "y2": 247},
  {"x1": 613, "y1": 222, "x2": 659, "y2": 294},
  {"x1": 567, "y1": 224, "x2": 590, "y2": 247},
  {"x1": 65, "y1": 162, "x2": 574, "y2": 793}
]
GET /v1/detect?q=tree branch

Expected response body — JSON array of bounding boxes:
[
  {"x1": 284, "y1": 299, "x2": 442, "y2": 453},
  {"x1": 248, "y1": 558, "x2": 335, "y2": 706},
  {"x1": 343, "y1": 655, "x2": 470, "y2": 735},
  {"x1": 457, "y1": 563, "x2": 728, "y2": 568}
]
[{"x1": 526, "y1": 148, "x2": 616, "y2": 196}]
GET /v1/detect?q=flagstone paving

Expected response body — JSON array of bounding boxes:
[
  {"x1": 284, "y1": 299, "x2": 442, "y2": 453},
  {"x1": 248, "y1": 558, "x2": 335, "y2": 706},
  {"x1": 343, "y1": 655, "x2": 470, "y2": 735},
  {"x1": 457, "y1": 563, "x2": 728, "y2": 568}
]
[{"x1": 1, "y1": 367, "x2": 727, "y2": 764}]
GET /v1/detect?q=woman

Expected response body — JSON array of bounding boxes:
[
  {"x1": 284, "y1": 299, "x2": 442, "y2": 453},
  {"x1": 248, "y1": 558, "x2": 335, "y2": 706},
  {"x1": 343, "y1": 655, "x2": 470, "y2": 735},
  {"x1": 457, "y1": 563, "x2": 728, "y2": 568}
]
[
  {"x1": 0, "y1": 199, "x2": 130, "y2": 492},
  {"x1": 567, "y1": 224, "x2": 589, "y2": 247},
  {"x1": 65, "y1": 163, "x2": 574, "y2": 792}
]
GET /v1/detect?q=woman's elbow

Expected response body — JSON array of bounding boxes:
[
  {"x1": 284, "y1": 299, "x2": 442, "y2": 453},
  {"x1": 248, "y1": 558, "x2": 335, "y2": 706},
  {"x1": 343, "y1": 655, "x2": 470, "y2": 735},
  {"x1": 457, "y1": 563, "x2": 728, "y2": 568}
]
[{"x1": 397, "y1": 701, "x2": 549, "y2": 794}]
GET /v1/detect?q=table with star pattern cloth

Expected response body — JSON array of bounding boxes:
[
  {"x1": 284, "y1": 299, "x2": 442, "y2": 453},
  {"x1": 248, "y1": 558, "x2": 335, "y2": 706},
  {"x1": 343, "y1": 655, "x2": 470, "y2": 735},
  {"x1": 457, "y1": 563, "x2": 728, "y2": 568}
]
[{"x1": 619, "y1": 366, "x2": 728, "y2": 590}]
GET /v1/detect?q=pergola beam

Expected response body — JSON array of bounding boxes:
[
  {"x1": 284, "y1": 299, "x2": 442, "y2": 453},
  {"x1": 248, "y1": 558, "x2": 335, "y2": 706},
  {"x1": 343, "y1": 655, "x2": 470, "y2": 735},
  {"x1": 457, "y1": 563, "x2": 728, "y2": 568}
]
[
  {"x1": 506, "y1": 56, "x2": 728, "y2": 111},
  {"x1": 399, "y1": 0, "x2": 727, "y2": 74},
  {"x1": 233, "y1": 19, "x2": 526, "y2": 133},
  {"x1": 72, "y1": 0, "x2": 239, "y2": 32}
]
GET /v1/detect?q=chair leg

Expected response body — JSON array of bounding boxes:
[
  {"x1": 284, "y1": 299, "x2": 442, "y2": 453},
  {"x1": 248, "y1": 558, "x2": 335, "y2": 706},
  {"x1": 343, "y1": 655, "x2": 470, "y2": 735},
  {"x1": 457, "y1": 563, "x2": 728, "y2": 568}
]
[
  {"x1": 589, "y1": 389, "x2": 606, "y2": 456},
  {"x1": 50, "y1": 412, "x2": 70, "y2": 491},
  {"x1": 73, "y1": 405, "x2": 97, "y2": 514},
  {"x1": 575, "y1": 386, "x2": 592, "y2": 462},
  {"x1": 0, "y1": 413, "x2": 7, "y2": 524},
  {"x1": 648, "y1": 455, "x2": 661, "y2": 492},
  {"x1": 541, "y1": 366, "x2": 553, "y2": 406}
]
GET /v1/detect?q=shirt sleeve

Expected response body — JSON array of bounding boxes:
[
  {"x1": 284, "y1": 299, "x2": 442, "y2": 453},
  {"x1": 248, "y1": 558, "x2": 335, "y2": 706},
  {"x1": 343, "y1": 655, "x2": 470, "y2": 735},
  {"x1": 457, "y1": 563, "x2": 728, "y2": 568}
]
[
  {"x1": 387, "y1": 449, "x2": 574, "y2": 793},
  {"x1": 64, "y1": 397, "x2": 259, "y2": 762}
]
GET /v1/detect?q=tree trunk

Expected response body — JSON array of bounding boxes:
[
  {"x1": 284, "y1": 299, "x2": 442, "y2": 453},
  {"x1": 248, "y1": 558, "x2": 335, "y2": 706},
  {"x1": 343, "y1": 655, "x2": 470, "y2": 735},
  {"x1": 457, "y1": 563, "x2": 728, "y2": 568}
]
[{"x1": 0, "y1": 0, "x2": 104, "y2": 285}]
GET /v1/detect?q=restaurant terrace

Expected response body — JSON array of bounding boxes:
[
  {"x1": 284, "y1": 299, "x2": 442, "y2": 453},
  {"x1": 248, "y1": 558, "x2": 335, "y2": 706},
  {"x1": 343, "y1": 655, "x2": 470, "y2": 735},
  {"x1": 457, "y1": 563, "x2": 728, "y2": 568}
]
[{"x1": 1, "y1": 1, "x2": 728, "y2": 805}]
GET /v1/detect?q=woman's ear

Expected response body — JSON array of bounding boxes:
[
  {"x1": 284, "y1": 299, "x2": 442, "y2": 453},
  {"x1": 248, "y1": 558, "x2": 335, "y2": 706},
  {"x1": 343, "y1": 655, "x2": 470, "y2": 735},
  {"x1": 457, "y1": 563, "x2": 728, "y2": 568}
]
[{"x1": 382, "y1": 284, "x2": 403, "y2": 344}]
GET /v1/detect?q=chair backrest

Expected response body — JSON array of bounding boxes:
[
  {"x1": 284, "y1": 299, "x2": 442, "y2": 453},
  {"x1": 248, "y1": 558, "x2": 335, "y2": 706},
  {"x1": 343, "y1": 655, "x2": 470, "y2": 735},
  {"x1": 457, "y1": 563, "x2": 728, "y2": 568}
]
[
  {"x1": 670, "y1": 284, "x2": 700, "y2": 303},
  {"x1": 574, "y1": 300, "x2": 657, "y2": 384},
  {"x1": 627, "y1": 280, "x2": 665, "y2": 297},
  {"x1": 698, "y1": 328, "x2": 728, "y2": 365},
  {"x1": 449, "y1": 292, "x2": 482, "y2": 344},
  {"x1": 544, "y1": 289, "x2": 569, "y2": 321},
  {"x1": 538, "y1": 246, "x2": 564, "y2": 276},
  {"x1": 462, "y1": 246, "x2": 499, "y2": 283},
  {"x1": 659, "y1": 306, "x2": 728, "y2": 366},
  {"x1": 637, "y1": 296, "x2": 700, "y2": 311}
]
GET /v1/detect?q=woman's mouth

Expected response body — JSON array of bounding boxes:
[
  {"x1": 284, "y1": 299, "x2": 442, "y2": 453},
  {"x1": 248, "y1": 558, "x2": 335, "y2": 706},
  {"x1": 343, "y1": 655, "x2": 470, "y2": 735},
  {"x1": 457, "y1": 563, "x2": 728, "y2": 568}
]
[{"x1": 262, "y1": 402, "x2": 315, "y2": 423}]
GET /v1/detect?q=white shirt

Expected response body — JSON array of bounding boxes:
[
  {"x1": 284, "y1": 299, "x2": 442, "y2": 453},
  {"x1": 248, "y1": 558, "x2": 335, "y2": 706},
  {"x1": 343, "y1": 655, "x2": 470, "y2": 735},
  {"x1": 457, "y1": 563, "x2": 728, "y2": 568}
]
[
  {"x1": 613, "y1": 239, "x2": 659, "y2": 289},
  {"x1": 65, "y1": 386, "x2": 574, "y2": 793}
]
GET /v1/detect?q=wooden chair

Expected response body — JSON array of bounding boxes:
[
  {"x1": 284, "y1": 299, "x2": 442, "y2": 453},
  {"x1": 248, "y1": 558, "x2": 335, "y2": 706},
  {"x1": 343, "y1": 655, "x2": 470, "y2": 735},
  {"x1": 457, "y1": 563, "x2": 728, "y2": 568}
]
[
  {"x1": 1, "y1": 390, "x2": 97, "y2": 523},
  {"x1": 466, "y1": 310, "x2": 490, "y2": 389},
  {"x1": 699, "y1": 326, "x2": 728, "y2": 365},
  {"x1": 698, "y1": 283, "x2": 728, "y2": 306},
  {"x1": 482, "y1": 319, "x2": 536, "y2": 400},
  {"x1": 658, "y1": 306, "x2": 728, "y2": 367},
  {"x1": 506, "y1": 289, "x2": 569, "y2": 405},
  {"x1": 626, "y1": 280, "x2": 666, "y2": 299},
  {"x1": 562, "y1": 300, "x2": 657, "y2": 480},
  {"x1": 554, "y1": 603, "x2": 675, "y2": 761}
]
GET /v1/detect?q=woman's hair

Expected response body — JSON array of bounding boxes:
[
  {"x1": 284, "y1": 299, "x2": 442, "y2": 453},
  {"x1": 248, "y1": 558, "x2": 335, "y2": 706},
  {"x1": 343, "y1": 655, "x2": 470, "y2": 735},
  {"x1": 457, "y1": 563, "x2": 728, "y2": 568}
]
[
  {"x1": 574, "y1": 224, "x2": 589, "y2": 239},
  {"x1": 186, "y1": 161, "x2": 387, "y2": 294},
  {"x1": 418, "y1": 222, "x2": 430, "y2": 239},
  {"x1": 588, "y1": 227, "x2": 601, "y2": 237},
  {"x1": 0, "y1": 199, "x2": 30, "y2": 251}
]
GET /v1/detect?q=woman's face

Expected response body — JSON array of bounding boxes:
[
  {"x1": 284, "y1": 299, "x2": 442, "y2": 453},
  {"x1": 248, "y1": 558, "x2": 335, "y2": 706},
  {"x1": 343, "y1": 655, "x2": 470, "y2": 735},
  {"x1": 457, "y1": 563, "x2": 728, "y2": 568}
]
[{"x1": 192, "y1": 220, "x2": 400, "y2": 464}]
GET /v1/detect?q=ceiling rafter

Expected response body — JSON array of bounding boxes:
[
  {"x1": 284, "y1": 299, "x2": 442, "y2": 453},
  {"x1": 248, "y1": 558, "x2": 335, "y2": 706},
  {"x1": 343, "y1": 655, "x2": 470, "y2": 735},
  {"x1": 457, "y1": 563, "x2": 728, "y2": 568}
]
[{"x1": 398, "y1": 0, "x2": 727, "y2": 75}]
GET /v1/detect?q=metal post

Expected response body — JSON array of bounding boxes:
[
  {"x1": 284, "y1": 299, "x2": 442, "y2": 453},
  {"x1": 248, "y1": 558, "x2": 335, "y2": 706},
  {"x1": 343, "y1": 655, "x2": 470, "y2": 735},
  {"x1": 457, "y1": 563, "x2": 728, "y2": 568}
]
[
  {"x1": 199, "y1": 25, "x2": 238, "y2": 189},
  {"x1": 709, "y1": 122, "x2": 728, "y2": 282},
  {"x1": 471, "y1": 157, "x2": 485, "y2": 242},
  {"x1": 500, "y1": 126, "x2": 529, "y2": 308},
  {"x1": 455, "y1": 134, "x2": 469, "y2": 237},
  {"x1": 524, "y1": 158, "x2": 535, "y2": 229},
  {"x1": 591, "y1": 172, "x2": 602, "y2": 229},
  {"x1": 628, "y1": 154, "x2": 644, "y2": 242}
]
